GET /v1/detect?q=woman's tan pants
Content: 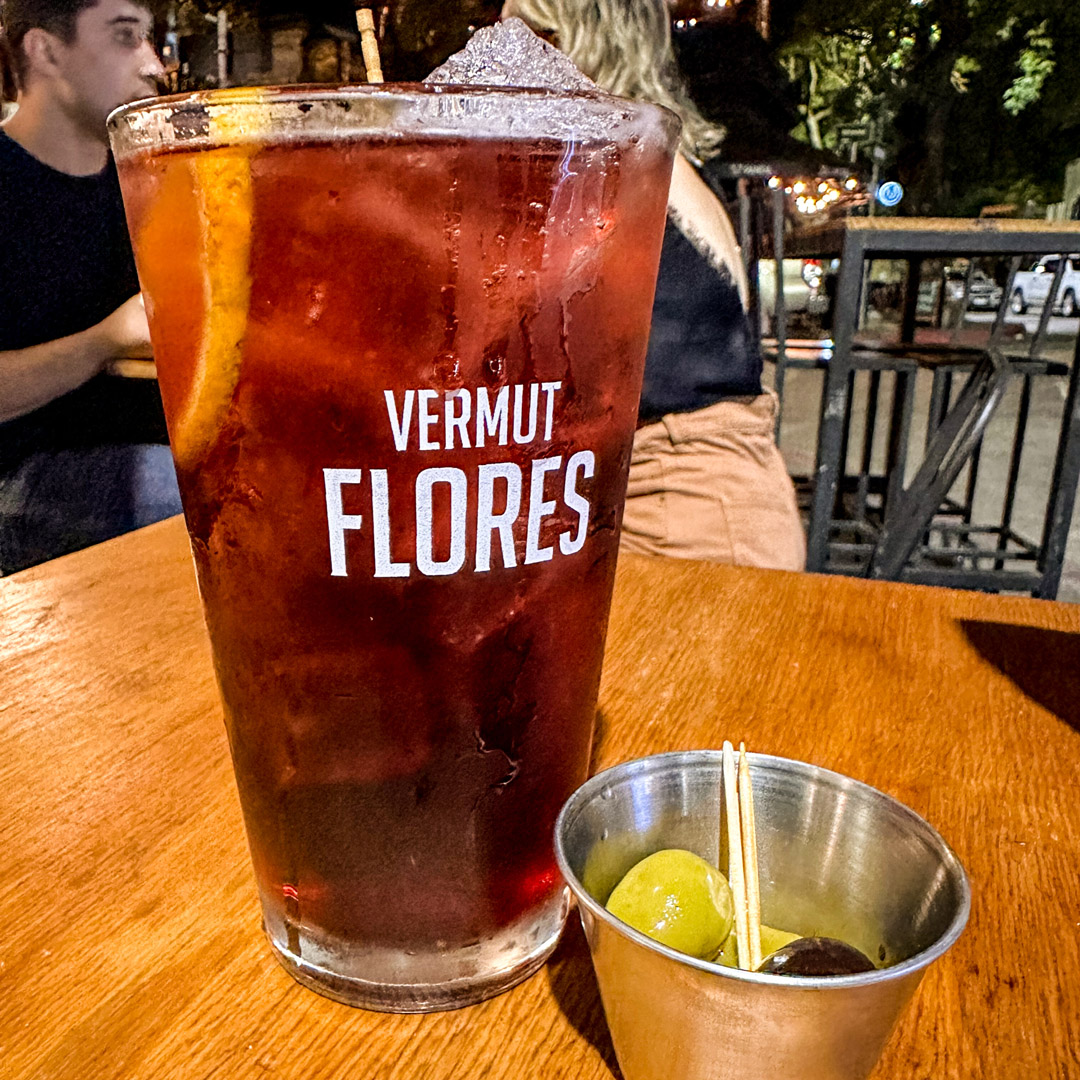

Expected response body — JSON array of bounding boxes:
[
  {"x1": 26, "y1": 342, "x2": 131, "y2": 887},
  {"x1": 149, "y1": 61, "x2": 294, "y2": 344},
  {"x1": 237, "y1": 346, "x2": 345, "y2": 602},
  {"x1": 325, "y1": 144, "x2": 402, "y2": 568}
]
[{"x1": 620, "y1": 393, "x2": 806, "y2": 571}]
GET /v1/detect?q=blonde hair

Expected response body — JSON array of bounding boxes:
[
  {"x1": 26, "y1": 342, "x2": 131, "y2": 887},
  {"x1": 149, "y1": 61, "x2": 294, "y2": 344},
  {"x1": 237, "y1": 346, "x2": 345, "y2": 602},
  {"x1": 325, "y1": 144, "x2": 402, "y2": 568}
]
[{"x1": 506, "y1": 0, "x2": 724, "y2": 162}]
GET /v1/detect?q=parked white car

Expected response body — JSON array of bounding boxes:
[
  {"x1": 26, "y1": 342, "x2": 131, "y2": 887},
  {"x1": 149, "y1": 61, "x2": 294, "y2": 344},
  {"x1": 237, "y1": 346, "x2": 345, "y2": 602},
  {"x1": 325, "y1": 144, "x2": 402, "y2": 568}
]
[
  {"x1": 1009, "y1": 255, "x2": 1080, "y2": 317},
  {"x1": 758, "y1": 259, "x2": 829, "y2": 318}
]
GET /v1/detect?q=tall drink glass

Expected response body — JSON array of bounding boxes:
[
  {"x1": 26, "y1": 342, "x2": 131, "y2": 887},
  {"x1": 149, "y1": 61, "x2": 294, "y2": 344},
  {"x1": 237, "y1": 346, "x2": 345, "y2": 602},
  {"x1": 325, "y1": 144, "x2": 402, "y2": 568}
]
[{"x1": 108, "y1": 85, "x2": 678, "y2": 1012}]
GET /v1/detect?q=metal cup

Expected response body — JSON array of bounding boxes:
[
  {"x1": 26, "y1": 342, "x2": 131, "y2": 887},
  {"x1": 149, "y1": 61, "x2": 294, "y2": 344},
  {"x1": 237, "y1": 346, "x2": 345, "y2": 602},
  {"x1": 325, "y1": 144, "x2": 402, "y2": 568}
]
[{"x1": 554, "y1": 751, "x2": 970, "y2": 1080}]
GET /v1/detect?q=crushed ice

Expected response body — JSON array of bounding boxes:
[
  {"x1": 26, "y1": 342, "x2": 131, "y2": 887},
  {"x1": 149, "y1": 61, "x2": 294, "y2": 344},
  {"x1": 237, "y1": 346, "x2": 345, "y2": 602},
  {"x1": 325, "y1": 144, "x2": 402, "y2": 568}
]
[{"x1": 425, "y1": 17, "x2": 598, "y2": 93}]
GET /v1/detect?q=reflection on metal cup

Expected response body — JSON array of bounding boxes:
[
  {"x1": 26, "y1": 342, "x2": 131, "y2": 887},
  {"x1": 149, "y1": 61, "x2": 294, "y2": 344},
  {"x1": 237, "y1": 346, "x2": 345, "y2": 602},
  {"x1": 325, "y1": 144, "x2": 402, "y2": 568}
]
[{"x1": 554, "y1": 751, "x2": 970, "y2": 1080}]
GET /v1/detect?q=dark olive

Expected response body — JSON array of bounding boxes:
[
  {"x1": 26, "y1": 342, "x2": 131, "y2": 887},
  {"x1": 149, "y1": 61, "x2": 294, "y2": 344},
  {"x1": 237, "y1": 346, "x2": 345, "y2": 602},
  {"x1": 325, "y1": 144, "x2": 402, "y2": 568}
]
[{"x1": 756, "y1": 936, "x2": 876, "y2": 976}]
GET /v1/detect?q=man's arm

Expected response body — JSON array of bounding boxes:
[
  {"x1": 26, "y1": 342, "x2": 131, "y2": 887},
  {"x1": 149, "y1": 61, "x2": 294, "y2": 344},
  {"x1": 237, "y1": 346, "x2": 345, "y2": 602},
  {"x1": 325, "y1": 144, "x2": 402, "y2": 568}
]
[{"x1": 0, "y1": 294, "x2": 153, "y2": 424}]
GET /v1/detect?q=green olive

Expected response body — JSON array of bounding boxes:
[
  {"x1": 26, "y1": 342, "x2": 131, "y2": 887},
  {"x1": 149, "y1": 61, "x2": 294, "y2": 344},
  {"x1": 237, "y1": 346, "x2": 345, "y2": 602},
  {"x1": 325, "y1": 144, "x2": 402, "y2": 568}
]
[
  {"x1": 606, "y1": 849, "x2": 734, "y2": 959},
  {"x1": 715, "y1": 923, "x2": 800, "y2": 967},
  {"x1": 761, "y1": 924, "x2": 801, "y2": 959}
]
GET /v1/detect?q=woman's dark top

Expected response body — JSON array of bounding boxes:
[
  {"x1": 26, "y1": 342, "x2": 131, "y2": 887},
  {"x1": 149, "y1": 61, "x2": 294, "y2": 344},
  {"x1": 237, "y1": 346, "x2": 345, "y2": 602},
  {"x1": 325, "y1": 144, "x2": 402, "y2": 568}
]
[{"x1": 639, "y1": 212, "x2": 763, "y2": 425}]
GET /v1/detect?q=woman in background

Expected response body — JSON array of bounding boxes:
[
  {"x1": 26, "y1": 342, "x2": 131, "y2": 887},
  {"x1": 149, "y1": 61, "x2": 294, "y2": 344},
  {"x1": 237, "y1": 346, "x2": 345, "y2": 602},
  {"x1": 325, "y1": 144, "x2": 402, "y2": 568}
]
[{"x1": 502, "y1": 0, "x2": 805, "y2": 570}]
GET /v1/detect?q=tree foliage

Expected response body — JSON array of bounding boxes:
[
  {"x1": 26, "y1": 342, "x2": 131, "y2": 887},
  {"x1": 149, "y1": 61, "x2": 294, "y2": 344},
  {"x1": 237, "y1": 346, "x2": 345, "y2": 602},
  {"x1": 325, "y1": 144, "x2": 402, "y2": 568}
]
[
  {"x1": 1001, "y1": 21, "x2": 1055, "y2": 116},
  {"x1": 772, "y1": 0, "x2": 1080, "y2": 214}
]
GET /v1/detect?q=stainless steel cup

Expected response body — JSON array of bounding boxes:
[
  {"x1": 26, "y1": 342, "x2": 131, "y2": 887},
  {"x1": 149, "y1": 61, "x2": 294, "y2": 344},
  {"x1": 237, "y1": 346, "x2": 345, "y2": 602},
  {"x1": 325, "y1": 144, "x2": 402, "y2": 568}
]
[{"x1": 554, "y1": 751, "x2": 970, "y2": 1080}]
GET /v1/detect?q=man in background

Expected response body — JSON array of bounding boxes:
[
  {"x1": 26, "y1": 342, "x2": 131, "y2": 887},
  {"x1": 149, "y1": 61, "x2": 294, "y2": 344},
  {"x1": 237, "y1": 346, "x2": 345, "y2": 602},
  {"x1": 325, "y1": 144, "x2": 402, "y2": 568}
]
[{"x1": 0, "y1": 0, "x2": 182, "y2": 574}]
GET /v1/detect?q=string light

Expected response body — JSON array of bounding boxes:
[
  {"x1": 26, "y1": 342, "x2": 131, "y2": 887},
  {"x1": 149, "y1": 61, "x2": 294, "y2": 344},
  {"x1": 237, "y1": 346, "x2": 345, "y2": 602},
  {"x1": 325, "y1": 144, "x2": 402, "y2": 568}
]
[{"x1": 771, "y1": 176, "x2": 862, "y2": 215}]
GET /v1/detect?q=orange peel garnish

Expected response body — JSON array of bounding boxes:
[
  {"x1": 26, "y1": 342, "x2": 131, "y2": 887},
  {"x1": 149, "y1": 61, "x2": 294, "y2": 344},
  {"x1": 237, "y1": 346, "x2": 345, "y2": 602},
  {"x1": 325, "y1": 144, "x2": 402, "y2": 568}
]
[{"x1": 170, "y1": 92, "x2": 265, "y2": 469}]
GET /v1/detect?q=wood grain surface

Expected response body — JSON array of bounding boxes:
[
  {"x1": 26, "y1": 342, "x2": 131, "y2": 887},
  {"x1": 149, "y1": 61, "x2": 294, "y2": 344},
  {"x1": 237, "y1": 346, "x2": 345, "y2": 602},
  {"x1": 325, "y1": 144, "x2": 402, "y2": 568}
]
[
  {"x1": 785, "y1": 215, "x2": 1080, "y2": 260},
  {"x1": 821, "y1": 217, "x2": 1080, "y2": 236},
  {"x1": 2, "y1": 516, "x2": 1079, "y2": 1079}
]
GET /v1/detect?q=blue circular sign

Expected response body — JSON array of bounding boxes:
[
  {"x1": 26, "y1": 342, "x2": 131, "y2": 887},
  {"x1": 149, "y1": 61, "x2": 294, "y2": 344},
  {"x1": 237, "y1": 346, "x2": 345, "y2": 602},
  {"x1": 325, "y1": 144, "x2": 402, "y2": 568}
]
[{"x1": 877, "y1": 181, "x2": 904, "y2": 208}]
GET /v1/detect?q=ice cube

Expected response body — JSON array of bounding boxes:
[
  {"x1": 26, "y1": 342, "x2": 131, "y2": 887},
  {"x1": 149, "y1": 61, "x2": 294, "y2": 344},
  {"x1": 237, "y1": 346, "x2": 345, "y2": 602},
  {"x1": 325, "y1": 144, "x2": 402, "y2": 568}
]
[{"x1": 424, "y1": 17, "x2": 598, "y2": 93}]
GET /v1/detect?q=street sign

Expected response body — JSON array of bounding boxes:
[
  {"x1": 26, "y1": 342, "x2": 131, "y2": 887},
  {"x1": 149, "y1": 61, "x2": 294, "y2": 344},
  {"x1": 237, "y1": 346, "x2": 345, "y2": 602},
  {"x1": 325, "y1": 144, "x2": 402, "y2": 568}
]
[{"x1": 838, "y1": 124, "x2": 871, "y2": 142}]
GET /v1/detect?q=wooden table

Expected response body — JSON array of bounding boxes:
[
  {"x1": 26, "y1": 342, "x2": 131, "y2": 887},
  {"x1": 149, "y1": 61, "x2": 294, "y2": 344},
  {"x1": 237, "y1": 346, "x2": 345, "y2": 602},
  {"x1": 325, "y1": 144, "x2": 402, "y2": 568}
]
[{"x1": 3, "y1": 517, "x2": 1079, "y2": 1079}]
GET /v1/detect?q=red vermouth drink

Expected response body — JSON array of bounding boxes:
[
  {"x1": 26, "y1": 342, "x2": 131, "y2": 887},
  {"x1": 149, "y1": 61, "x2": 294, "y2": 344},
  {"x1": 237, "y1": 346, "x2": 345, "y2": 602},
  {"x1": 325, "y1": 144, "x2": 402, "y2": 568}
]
[{"x1": 110, "y1": 85, "x2": 678, "y2": 1011}]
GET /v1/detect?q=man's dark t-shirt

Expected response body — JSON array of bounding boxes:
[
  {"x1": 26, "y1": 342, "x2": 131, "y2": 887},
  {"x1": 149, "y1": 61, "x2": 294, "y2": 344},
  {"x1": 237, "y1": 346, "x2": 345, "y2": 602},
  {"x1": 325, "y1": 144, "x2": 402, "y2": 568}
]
[
  {"x1": 0, "y1": 129, "x2": 167, "y2": 468},
  {"x1": 0, "y1": 129, "x2": 177, "y2": 574},
  {"x1": 0, "y1": 128, "x2": 138, "y2": 349}
]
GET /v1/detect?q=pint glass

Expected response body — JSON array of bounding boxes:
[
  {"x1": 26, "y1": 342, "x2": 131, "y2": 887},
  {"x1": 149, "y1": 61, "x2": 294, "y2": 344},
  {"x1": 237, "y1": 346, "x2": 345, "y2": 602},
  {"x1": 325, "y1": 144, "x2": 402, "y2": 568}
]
[{"x1": 109, "y1": 85, "x2": 678, "y2": 1011}]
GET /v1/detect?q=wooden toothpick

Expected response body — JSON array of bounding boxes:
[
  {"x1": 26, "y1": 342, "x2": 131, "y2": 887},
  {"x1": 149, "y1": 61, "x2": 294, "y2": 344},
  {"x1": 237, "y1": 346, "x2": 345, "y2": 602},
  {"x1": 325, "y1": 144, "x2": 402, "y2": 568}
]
[
  {"x1": 723, "y1": 741, "x2": 750, "y2": 970},
  {"x1": 739, "y1": 743, "x2": 762, "y2": 970}
]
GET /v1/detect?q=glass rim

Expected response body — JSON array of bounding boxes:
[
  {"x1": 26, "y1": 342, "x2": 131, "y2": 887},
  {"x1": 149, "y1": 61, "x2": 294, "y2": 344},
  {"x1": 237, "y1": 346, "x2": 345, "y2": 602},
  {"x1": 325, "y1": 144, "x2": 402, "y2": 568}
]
[{"x1": 107, "y1": 81, "x2": 682, "y2": 148}]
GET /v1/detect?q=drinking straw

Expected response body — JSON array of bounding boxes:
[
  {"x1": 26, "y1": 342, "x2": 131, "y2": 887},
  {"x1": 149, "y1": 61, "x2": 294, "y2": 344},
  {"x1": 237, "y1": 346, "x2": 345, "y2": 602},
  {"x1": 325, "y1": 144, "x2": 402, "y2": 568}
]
[{"x1": 356, "y1": 9, "x2": 384, "y2": 83}]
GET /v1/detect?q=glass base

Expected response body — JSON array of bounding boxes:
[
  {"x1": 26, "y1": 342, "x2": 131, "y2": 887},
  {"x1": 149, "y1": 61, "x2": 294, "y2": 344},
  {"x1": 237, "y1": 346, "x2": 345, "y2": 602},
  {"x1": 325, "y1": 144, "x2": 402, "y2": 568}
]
[{"x1": 263, "y1": 886, "x2": 570, "y2": 1012}]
